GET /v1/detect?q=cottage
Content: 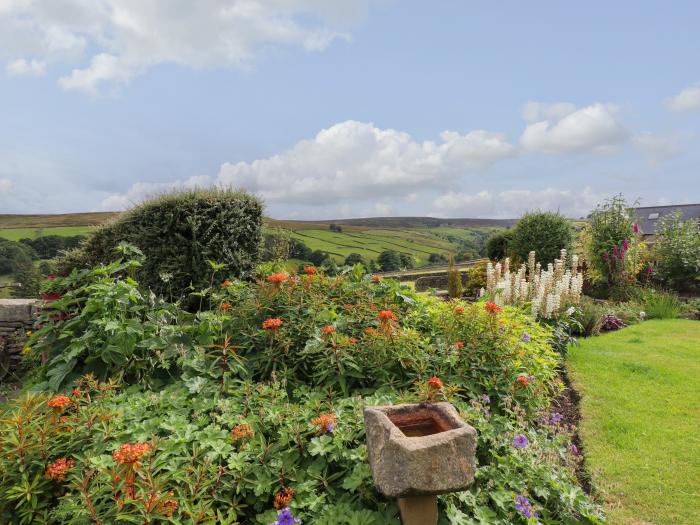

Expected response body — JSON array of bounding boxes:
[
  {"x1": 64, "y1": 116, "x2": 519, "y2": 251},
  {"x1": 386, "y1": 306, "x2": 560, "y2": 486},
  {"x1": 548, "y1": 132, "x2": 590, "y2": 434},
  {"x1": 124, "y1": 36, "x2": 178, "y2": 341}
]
[{"x1": 632, "y1": 204, "x2": 700, "y2": 240}]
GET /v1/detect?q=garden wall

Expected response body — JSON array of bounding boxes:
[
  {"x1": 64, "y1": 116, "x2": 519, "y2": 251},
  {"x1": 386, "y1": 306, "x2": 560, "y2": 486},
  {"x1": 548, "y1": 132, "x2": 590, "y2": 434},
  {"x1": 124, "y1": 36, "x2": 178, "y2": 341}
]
[{"x1": 0, "y1": 299, "x2": 38, "y2": 379}]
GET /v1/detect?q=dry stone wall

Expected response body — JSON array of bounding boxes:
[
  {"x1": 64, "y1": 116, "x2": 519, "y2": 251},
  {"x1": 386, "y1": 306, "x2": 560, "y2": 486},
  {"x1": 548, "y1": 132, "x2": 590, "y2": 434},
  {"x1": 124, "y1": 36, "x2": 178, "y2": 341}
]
[{"x1": 0, "y1": 299, "x2": 39, "y2": 380}]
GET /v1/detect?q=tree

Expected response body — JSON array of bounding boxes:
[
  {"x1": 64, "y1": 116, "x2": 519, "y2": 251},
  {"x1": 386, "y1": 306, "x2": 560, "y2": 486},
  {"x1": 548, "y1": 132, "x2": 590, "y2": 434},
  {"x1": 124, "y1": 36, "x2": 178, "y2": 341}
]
[
  {"x1": 398, "y1": 253, "x2": 414, "y2": 269},
  {"x1": 329, "y1": 223, "x2": 343, "y2": 233},
  {"x1": 428, "y1": 253, "x2": 448, "y2": 264},
  {"x1": 653, "y1": 211, "x2": 700, "y2": 290},
  {"x1": 309, "y1": 250, "x2": 329, "y2": 266},
  {"x1": 510, "y1": 211, "x2": 572, "y2": 265},
  {"x1": 377, "y1": 250, "x2": 401, "y2": 271},
  {"x1": 11, "y1": 252, "x2": 40, "y2": 298},
  {"x1": 485, "y1": 229, "x2": 512, "y2": 260},
  {"x1": 344, "y1": 253, "x2": 365, "y2": 266},
  {"x1": 446, "y1": 256, "x2": 463, "y2": 298}
]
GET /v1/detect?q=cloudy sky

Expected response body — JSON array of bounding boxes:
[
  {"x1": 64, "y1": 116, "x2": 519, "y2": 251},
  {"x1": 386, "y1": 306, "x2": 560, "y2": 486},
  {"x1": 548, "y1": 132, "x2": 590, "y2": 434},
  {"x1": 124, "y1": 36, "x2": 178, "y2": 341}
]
[{"x1": 1, "y1": 1, "x2": 699, "y2": 219}]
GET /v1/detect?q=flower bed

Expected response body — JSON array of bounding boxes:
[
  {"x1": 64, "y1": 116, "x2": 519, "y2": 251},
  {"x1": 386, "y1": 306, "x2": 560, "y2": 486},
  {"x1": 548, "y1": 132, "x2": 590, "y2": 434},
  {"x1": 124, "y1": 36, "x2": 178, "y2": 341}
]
[{"x1": 0, "y1": 253, "x2": 605, "y2": 524}]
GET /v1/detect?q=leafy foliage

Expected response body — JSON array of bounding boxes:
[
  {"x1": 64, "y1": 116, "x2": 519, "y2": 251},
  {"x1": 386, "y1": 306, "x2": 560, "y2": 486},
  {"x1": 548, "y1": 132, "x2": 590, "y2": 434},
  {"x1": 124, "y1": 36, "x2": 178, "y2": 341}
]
[
  {"x1": 652, "y1": 211, "x2": 700, "y2": 291},
  {"x1": 509, "y1": 211, "x2": 572, "y2": 265},
  {"x1": 56, "y1": 189, "x2": 263, "y2": 305},
  {"x1": 20, "y1": 235, "x2": 86, "y2": 260},
  {"x1": 446, "y1": 256, "x2": 463, "y2": 299},
  {"x1": 485, "y1": 229, "x2": 513, "y2": 260},
  {"x1": 5, "y1": 254, "x2": 605, "y2": 524}
]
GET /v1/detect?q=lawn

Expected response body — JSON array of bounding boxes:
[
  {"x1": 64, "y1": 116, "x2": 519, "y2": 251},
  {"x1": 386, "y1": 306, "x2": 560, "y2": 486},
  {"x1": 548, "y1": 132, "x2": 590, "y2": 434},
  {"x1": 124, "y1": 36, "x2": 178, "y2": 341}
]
[{"x1": 568, "y1": 320, "x2": 700, "y2": 525}]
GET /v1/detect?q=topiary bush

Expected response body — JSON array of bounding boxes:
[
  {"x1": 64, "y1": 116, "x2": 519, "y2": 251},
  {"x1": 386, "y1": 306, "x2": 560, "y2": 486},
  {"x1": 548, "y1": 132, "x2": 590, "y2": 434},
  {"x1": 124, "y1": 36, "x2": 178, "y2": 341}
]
[
  {"x1": 57, "y1": 189, "x2": 263, "y2": 304},
  {"x1": 509, "y1": 211, "x2": 572, "y2": 265}
]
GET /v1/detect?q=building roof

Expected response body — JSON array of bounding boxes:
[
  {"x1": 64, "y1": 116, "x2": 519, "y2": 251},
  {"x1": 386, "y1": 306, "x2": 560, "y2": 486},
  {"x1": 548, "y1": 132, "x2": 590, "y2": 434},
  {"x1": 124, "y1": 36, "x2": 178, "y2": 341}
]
[{"x1": 632, "y1": 203, "x2": 700, "y2": 235}]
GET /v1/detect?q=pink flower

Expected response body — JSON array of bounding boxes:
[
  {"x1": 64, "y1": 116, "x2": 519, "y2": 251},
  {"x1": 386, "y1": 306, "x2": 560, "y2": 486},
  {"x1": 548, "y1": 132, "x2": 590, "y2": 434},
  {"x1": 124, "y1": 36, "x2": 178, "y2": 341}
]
[{"x1": 633, "y1": 223, "x2": 639, "y2": 234}]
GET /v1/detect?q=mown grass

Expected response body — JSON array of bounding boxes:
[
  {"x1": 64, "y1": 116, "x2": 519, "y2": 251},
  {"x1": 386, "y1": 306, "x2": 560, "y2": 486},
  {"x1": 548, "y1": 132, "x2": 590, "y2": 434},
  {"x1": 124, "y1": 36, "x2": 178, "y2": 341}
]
[
  {"x1": 0, "y1": 226, "x2": 92, "y2": 241},
  {"x1": 568, "y1": 320, "x2": 700, "y2": 525}
]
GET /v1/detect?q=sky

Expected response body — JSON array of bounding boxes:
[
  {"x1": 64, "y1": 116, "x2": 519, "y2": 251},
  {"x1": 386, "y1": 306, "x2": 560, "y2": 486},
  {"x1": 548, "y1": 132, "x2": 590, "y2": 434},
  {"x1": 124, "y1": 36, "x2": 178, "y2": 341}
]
[{"x1": 1, "y1": 0, "x2": 699, "y2": 219}]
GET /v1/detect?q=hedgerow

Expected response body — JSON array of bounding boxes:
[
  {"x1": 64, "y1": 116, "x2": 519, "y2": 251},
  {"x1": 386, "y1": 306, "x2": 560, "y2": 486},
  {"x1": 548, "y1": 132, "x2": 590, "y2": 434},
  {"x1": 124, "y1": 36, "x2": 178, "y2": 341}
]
[{"x1": 3, "y1": 252, "x2": 605, "y2": 524}]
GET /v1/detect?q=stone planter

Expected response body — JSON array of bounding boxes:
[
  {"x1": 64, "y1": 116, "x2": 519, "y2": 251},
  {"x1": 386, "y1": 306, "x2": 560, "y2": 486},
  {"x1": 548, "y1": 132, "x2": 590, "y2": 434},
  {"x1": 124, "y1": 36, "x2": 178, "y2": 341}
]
[{"x1": 363, "y1": 402, "x2": 477, "y2": 525}]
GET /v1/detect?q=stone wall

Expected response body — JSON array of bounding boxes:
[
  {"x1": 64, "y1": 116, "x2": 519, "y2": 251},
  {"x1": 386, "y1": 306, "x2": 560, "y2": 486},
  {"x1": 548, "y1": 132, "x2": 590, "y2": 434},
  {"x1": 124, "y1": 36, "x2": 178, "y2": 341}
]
[{"x1": 0, "y1": 299, "x2": 39, "y2": 380}]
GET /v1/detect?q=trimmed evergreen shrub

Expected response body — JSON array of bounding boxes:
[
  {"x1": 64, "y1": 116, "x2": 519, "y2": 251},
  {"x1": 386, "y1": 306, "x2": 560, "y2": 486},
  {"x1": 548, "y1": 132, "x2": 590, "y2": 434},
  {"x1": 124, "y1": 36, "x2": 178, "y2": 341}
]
[
  {"x1": 57, "y1": 189, "x2": 263, "y2": 302},
  {"x1": 510, "y1": 211, "x2": 572, "y2": 265},
  {"x1": 447, "y1": 256, "x2": 463, "y2": 298}
]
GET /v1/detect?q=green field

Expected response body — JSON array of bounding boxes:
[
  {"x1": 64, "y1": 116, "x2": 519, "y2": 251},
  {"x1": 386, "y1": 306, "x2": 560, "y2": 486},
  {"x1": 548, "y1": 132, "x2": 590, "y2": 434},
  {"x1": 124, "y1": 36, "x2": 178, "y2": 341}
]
[
  {"x1": 0, "y1": 226, "x2": 92, "y2": 241},
  {"x1": 276, "y1": 226, "x2": 493, "y2": 264},
  {"x1": 569, "y1": 320, "x2": 700, "y2": 525}
]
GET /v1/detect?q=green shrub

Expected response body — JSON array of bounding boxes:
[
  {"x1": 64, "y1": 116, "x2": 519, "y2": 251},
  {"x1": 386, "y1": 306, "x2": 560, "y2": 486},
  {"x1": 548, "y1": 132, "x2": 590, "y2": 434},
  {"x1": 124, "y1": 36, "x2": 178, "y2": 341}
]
[
  {"x1": 56, "y1": 189, "x2": 263, "y2": 303},
  {"x1": 640, "y1": 288, "x2": 683, "y2": 319},
  {"x1": 485, "y1": 229, "x2": 512, "y2": 260},
  {"x1": 509, "y1": 211, "x2": 572, "y2": 265},
  {"x1": 582, "y1": 194, "x2": 647, "y2": 298},
  {"x1": 20, "y1": 235, "x2": 86, "y2": 260},
  {"x1": 652, "y1": 211, "x2": 700, "y2": 291},
  {"x1": 446, "y1": 256, "x2": 463, "y2": 298},
  {"x1": 465, "y1": 260, "x2": 487, "y2": 295}
]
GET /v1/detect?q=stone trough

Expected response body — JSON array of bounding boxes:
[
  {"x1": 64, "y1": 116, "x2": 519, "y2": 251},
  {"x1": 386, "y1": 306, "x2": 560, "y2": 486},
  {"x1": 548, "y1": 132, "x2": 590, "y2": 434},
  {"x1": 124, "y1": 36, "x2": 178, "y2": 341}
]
[{"x1": 364, "y1": 402, "x2": 477, "y2": 525}]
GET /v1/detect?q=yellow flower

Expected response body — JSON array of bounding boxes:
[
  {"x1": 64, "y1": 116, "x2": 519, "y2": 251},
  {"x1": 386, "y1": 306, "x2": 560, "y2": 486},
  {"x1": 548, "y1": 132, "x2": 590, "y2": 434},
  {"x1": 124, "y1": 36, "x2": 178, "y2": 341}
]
[
  {"x1": 25, "y1": 330, "x2": 32, "y2": 336},
  {"x1": 21, "y1": 346, "x2": 32, "y2": 355}
]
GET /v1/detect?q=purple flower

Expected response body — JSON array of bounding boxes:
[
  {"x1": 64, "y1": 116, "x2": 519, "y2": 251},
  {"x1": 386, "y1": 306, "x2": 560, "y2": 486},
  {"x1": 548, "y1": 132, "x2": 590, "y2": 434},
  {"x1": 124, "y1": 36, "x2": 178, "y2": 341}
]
[
  {"x1": 569, "y1": 444, "x2": 580, "y2": 456},
  {"x1": 499, "y1": 326, "x2": 505, "y2": 333},
  {"x1": 326, "y1": 424, "x2": 334, "y2": 432},
  {"x1": 513, "y1": 434, "x2": 529, "y2": 449},
  {"x1": 613, "y1": 245, "x2": 619, "y2": 258},
  {"x1": 550, "y1": 412, "x2": 562, "y2": 425},
  {"x1": 480, "y1": 394, "x2": 491, "y2": 404},
  {"x1": 269, "y1": 508, "x2": 301, "y2": 525},
  {"x1": 623, "y1": 239, "x2": 629, "y2": 251},
  {"x1": 528, "y1": 375, "x2": 536, "y2": 382},
  {"x1": 521, "y1": 332, "x2": 531, "y2": 342},
  {"x1": 515, "y1": 495, "x2": 538, "y2": 519}
]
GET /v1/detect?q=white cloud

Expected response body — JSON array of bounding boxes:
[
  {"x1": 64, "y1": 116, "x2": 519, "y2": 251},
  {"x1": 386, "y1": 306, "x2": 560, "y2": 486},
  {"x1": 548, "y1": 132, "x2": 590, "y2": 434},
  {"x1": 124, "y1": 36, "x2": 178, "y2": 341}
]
[
  {"x1": 633, "y1": 132, "x2": 683, "y2": 165},
  {"x1": 215, "y1": 120, "x2": 516, "y2": 205},
  {"x1": 6, "y1": 58, "x2": 46, "y2": 76},
  {"x1": 0, "y1": 179, "x2": 14, "y2": 194},
  {"x1": 521, "y1": 101, "x2": 577, "y2": 123},
  {"x1": 99, "y1": 175, "x2": 212, "y2": 210},
  {"x1": 520, "y1": 103, "x2": 628, "y2": 154},
  {"x1": 1, "y1": 0, "x2": 372, "y2": 92},
  {"x1": 430, "y1": 187, "x2": 603, "y2": 219},
  {"x1": 665, "y1": 82, "x2": 700, "y2": 112},
  {"x1": 99, "y1": 120, "x2": 516, "y2": 213}
]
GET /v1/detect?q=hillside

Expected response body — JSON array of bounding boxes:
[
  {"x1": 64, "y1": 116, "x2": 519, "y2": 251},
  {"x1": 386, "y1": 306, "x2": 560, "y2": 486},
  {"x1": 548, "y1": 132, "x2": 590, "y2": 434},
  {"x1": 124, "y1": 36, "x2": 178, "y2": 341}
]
[{"x1": 0, "y1": 212, "x2": 512, "y2": 266}]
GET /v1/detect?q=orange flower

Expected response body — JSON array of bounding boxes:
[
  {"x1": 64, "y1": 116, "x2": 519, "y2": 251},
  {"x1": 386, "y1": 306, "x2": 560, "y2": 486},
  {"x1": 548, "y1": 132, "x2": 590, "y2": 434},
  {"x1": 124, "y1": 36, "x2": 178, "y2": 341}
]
[
  {"x1": 348, "y1": 337, "x2": 357, "y2": 344},
  {"x1": 222, "y1": 279, "x2": 233, "y2": 288},
  {"x1": 454, "y1": 341, "x2": 464, "y2": 348},
  {"x1": 427, "y1": 377, "x2": 444, "y2": 390},
  {"x1": 453, "y1": 305, "x2": 465, "y2": 315},
  {"x1": 45, "y1": 457, "x2": 74, "y2": 482},
  {"x1": 219, "y1": 302, "x2": 231, "y2": 311},
  {"x1": 112, "y1": 443, "x2": 151, "y2": 465},
  {"x1": 364, "y1": 327, "x2": 377, "y2": 336},
  {"x1": 47, "y1": 395, "x2": 71, "y2": 411},
  {"x1": 312, "y1": 413, "x2": 337, "y2": 433},
  {"x1": 162, "y1": 493, "x2": 178, "y2": 517},
  {"x1": 262, "y1": 318, "x2": 283, "y2": 331},
  {"x1": 516, "y1": 375, "x2": 529, "y2": 387},
  {"x1": 266, "y1": 273, "x2": 289, "y2": 284},
  {"x1": 321, "y1": 325, "x2": 336, "y2": 335},
  {"x1": 273, "y1": 487, "x2": 296, "y2": 510},
  {"x1": 303, "y1": 266, "x2": 317, "y2": 275},
  {"x1": 484, "y1": 302, "x2": 502, "y2": 314},
  {"x1": 371, "y1": 275, "x2": 381, "y2": 284},
  {"x1": 231, "y1": 423, "x2": 255, "y2": 441},
  {"x1": 72, "y1": 388, "x2": 81, "y2": 396},
  {"x1": 378, "y1": 310, "x2": 397, "y2": 322}
]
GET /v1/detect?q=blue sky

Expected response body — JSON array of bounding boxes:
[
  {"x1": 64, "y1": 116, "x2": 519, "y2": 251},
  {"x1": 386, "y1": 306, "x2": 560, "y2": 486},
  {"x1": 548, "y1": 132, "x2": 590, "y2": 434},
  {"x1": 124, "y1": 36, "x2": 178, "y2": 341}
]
[{"x1": 1, "y1": 0, "x2": 699, "y2": 218}]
